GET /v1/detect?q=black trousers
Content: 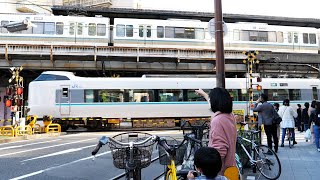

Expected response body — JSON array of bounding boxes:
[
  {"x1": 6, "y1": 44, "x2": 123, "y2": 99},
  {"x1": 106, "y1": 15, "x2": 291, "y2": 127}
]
[{"x1": 264, "y1": 124, "x2": 278, "y2": 152}]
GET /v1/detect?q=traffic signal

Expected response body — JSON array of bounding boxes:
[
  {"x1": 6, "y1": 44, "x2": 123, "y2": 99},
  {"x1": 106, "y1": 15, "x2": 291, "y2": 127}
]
[{"x1": 256, "y1": 85, "x2": 262, "y2": 91}]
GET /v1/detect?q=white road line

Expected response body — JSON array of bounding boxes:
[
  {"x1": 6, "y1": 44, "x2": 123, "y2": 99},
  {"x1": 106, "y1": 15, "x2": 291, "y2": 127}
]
[
  {"x1": 0, "y1": 138, "x2": 96, "y2": 158},
  {"x1": 10, "y1": 151, "x2": 111, "y2": 180},
  {"x1": 21, "y1": 144, "x2": 96, "y2": 162},
  {"x1": 0, "y1": 139, "x2": 61, "y2": 151}
]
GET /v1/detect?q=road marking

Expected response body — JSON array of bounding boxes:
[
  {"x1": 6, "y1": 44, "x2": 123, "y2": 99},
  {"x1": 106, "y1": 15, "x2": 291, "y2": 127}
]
[
  {"x1": 10, "y1": 151, "x2": 111, "y2": 180},
  {"x1": 0, "y1": 138, "x2": 96, "y2": 158},
  {"x1": 0, "y1": 139, "x2": 61, "y2": 151},
  {"x1": 21, "y1": 144, "x2": 96, "y2": 162}
]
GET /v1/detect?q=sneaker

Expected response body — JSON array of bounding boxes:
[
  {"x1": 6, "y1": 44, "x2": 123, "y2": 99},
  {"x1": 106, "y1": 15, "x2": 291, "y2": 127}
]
[
  {"x1": 280, "y1": 144, "x2": 284, "y2": 147},
  {"x1": 293, "y1": 141, "x2": 297, "y2": 145},
  {"x1": 317, "y1": 148, "x2": 320, "y2": 152}
]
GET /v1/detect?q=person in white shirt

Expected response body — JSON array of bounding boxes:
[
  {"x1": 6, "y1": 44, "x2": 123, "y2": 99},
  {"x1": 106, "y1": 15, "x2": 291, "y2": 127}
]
[{"x1": 278, "y1": 99, "x2": 298, "y2": 147}]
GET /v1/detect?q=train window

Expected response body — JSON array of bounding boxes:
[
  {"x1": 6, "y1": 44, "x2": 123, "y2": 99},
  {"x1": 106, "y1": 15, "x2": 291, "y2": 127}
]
[
  {"x1": 34, "y1": 74, "x2": 70, "y2": 81},
  {"x1": 69, "y1": 22, "x2": 75, "y2": 35},
  {"x1": 116, "y1": 24, "x2": 125, "y2": 37},
  {"x1": 288, "y1": 32, "x2": 298, "y2": 43},
  {"x1": 276, "y1": 32, "x2": 284, "y2": 43},
  {"x1": 128, "y1": 90, "x2": 154, "y2": 102},
  {"x1": 195, "y1": 28, "x2": 204, "y2": 40},
  {"x1": 139, "y1": 25, "x2": 143, "y2": 37},
  {"x1": 268, "y1": 31, "x2": 276, "y2": 42},
  {"x1": 126, "y1": 25, "x2": 133, "y2": 37},
  {"x1": 97, "y1": 24, "x2": 106, "y2": 36},
  {"x1": 32, "y1": 22, "x2": 44, "y2": 34},
  {"x1": 303, "y1": 33, "x2": 308, "y2": 44},
  {"x1": 147, "y1": 26, "x2": 151, "y2": 38},
  {"x1": 187, "y1": 89, "x2": 209, "y2": 101},
  {"x1": 44, "y1": 22, "x2": 55, "y2": 35},
  {"x1": 157, "y1": 26, "x2": 164, "y2": 38},
  {"x1": 159, "y1": 90, "x2": 183, "y2": 102},
  {"x1": 267, "y1": 89, "x2": 289, "y2": 101},
  {"x1": 228, "y1": 89, "x2": 239, "y2": 101},
  {"x1": 62, "y1": 88, "x2": 69, "y2": 98},
  {"x1": 185, "y1": 28, "x2": 195, "y2": 39},
  {"x1": 165, "y1": 26, "x2": 174, "y2": 38},
  {"x1": 289, "y1": 89, "x2": 301, "y2": 100},
  {"x1": 312, "y1": 87, "x2": 318, "y2": 100},
  {"x1": 0, "y1": 21, "x2": 9, "y2": 33},
  {"x1": 310, "y1": 34, "x2": 316, "y2": 44},
  {"x1": 174, "y1": 27, "x2": 185, "y2": 38},
  {"x1": 233, "y1": 29, "x2": 240, "y2": 41},
  {"x1": 88, "y1": 23, "x2": 96, "y2": 36},
  {"x1": 96, "y1": 90, "x2": 124, "y2": 102},
  {"x1": 85, "y1": 90, "x2": 94, "y2": 103},
  {"x1": 77, "y1": 23, "x2": 83, "y2": 35},
  {"x1": 56, "y1": 22, "x2": 64, "y2": 35}
]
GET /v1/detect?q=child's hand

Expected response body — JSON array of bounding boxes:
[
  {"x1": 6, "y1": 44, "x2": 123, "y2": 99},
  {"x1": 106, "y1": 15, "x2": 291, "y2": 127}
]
[{"x1": 187, "y1": 171, "x2": 195, "y2": 179}]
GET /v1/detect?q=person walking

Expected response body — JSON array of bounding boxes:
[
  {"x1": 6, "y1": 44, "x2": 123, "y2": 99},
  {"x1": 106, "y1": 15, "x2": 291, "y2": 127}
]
[
  {"x1": 309, "y1": 101, "x2": 320, "y2": 152},
  {"x1": 296, "y1": 104, "x2": 302, "y2": 132},
  {"x1": 279, "y1": 99, "x2": 298, "y2": 147},
  {"x1": 309, "y1": 100, "x2": 316, "y2": 143},
  {"x1": 253, "y1": 94, "x2": 278, "y2": 153},
  {"x1": 195, "y1": 88, "x2": 237, "y2": 175},
  {"x1": 302, "y1": 102, "x2": 310, "y2": 132},
  {"x1": 273, "y1": 103, "x2": 281, "y2": 142}
]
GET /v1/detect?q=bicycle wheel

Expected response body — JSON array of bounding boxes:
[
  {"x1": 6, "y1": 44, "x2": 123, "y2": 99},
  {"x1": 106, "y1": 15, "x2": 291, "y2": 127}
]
[{"x1": 254, "y1": 145, "x2": 281, "y2": 180}]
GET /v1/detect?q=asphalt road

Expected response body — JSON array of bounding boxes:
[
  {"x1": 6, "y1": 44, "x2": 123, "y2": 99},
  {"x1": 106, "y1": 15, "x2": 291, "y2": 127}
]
[{"x1": 0, "y1": 131, "x2": 183, "y2": 180}]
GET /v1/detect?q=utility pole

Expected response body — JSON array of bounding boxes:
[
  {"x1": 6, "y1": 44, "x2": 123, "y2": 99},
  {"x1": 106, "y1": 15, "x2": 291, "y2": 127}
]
[{"x1": 214, "y1": 0, "x2": 225, "y2": 88}]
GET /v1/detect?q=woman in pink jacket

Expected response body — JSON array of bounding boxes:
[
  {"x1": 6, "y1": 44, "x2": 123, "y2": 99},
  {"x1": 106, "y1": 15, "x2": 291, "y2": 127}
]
[{"x1": 196, "y1": 88, "x2": 237, "y2": 175}]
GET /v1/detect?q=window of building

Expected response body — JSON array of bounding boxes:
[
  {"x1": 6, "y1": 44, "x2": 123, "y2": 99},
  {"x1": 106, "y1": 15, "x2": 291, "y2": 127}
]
[
  {"x1": 56, "y1": 22, "x2": 64, "y2": 35},
  {"x1": 157, "y1": 26, "x2": 164, "y2": 38},
  {"x1": 159, "y1": 90, "x2": 183, "y2": 102},
  {"x1": 88, "y1": 23, "x2": 96, "y2": 36},
  {"x1": 97, "y1": 24, "x2": 106, "y2": 36},
  {"x1": 116, "y1": 24, "x2": 125, "y2": 37}
]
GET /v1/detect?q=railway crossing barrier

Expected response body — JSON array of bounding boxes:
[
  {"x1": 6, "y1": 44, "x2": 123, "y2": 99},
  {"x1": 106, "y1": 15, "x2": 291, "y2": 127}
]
[
  {"x1": 0, "y1": 126, "x2": 15, "y2": 137},
  {"x1": 15, "y1": 125, "x2": 32, "y2": 136},
  {"x1": 43, "y1": 115, "x2": 61, "y2": 133}
]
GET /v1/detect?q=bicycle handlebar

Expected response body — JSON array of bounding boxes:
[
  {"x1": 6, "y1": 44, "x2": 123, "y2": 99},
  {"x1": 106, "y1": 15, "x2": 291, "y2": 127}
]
[{"x1": 91, "y1": 135, "x2": 156, "y2": 156}]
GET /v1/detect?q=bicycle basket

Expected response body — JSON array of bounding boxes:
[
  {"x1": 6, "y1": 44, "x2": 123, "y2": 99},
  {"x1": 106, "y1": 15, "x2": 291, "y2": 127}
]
[
  {"x1": 158, "y1": 139, "x2": 187, "y2": 166},
  {"x1": 108, "y1": 132, "x2": 155, "y2": 169}
]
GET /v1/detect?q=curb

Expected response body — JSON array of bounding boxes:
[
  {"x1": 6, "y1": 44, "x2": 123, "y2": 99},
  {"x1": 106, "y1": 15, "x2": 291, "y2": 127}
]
[{"x1": 0, "y1": 132, "x2": 67, "y2": 144}]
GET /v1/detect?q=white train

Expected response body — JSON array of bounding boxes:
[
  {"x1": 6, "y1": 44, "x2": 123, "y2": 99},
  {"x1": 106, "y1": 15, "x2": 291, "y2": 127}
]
[
  {"x1": 0, "y1": 14, "x2": 319, "y2": 53},
  {"x1": 28, "y1": 71, "x2": 319, "y2": 130}
]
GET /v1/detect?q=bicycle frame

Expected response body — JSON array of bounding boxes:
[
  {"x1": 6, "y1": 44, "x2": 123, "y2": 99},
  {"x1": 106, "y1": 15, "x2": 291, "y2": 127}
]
[{"x1": 238, "y1": 136, "x2": 258, "y2": 164}]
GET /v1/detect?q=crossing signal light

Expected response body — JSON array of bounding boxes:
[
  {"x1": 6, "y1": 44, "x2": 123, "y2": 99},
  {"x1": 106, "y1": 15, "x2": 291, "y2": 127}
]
[{"x1": 256, "y1": 85, "x2": 262, "y2": 91}]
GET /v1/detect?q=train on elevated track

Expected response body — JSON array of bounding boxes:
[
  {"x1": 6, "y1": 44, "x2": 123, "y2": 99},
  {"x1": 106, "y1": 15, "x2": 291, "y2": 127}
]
[
  {"x1": 28, "y1": 71, "x2": 320, "y2": 131},
  {"x1": 0, "y1": 14, "x2": 319, "y2": 53}
]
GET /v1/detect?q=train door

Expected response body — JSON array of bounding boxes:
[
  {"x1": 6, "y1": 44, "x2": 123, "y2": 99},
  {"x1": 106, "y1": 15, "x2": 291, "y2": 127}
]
[
  {"x1": 288, "y1": 32, "x2": 299, "y2": 50},
  {"x1": 138, "y1": 25, "x2": 152, "y2": 46},
  {"x1": 59, "y1": 85, "x2": 70, "y2": 115},
  {"x1": 312, "y1": 86, "x2": 318, "y2": 100}
]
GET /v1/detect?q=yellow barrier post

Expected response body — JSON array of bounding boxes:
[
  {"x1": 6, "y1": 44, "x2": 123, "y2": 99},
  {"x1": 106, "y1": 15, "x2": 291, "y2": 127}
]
[{"x1": 0, "y1": 126, "x2": 15, "y2": 137}]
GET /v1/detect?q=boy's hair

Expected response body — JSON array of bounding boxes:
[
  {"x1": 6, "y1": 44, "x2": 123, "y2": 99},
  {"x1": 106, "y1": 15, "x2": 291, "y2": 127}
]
[{"x1": 194, "y1": 147, "x2": 222, "y2": 179}]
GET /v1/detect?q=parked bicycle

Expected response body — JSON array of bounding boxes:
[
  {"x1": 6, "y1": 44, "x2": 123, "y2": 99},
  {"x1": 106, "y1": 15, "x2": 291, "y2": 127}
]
[
  {"x1": 237, "y1": 129, "x2": 281, "y2": 180},
  {"x1": 91, "y1": 132, "x2": 156, "y2": 180},
  {"x1": 157, "y1": 133, "x2": 203, "y2": 180}
]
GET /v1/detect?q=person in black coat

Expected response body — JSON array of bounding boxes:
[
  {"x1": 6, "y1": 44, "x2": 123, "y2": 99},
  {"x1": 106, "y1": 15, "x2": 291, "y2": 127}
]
[
  {"x1": 301, "y1": 102, "x2": 310, "y2": 133},
  {"x1": 296, "y1": 104, "x2": 302, "y2": 132}
]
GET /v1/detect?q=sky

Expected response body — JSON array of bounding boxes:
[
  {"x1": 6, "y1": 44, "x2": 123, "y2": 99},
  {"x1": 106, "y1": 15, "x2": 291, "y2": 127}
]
[{"x1": 140, "y1": 0, "x2": 320, "y2": 19}]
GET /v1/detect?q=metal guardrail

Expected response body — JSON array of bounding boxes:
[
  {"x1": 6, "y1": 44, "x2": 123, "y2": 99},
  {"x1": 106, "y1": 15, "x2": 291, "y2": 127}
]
[{"x1": 0, "y1": 126, "x2": 15, "y2": 137}]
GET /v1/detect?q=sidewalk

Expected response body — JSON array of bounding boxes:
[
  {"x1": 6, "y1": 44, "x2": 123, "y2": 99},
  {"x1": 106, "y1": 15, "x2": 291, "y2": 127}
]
[
  {"x1": 0, "y1": 132, "x2": 67, "y2": 144},
  {"x1": 244, "y1": 131, "x2": 320, "y2": 180}
]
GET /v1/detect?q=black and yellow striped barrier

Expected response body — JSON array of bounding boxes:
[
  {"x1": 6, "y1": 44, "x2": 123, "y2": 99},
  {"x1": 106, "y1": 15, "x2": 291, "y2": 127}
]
[{"x1": 0, "y1": 126, "x2": 15, "y2": 137}]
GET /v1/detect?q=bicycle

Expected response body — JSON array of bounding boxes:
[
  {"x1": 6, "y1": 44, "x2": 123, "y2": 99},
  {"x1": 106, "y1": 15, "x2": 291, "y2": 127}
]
[
  {"x1": 156, "y1": 133, "x2": 203, "y2": 180},
  {"x1": 91, "y1": 132, "x2": 156, "y2": 180},
  {"x1": 181, "y1": 119, "x2": 209, "y2": 147},
  {"x1": 237, "y1": 129, "x2": 281, "y2": 180}
]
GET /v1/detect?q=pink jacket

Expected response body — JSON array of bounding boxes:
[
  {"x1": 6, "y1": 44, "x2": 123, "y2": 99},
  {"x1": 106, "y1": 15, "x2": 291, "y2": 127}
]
[{"x1": 209, "y1": 112, "x2": 237, "y2": 174}]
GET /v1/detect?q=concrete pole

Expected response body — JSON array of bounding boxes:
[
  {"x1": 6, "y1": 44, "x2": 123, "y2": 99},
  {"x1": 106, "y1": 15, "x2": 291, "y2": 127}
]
[{"x1": 214, "y1": 0, "x2": 225, "y2": 88}]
